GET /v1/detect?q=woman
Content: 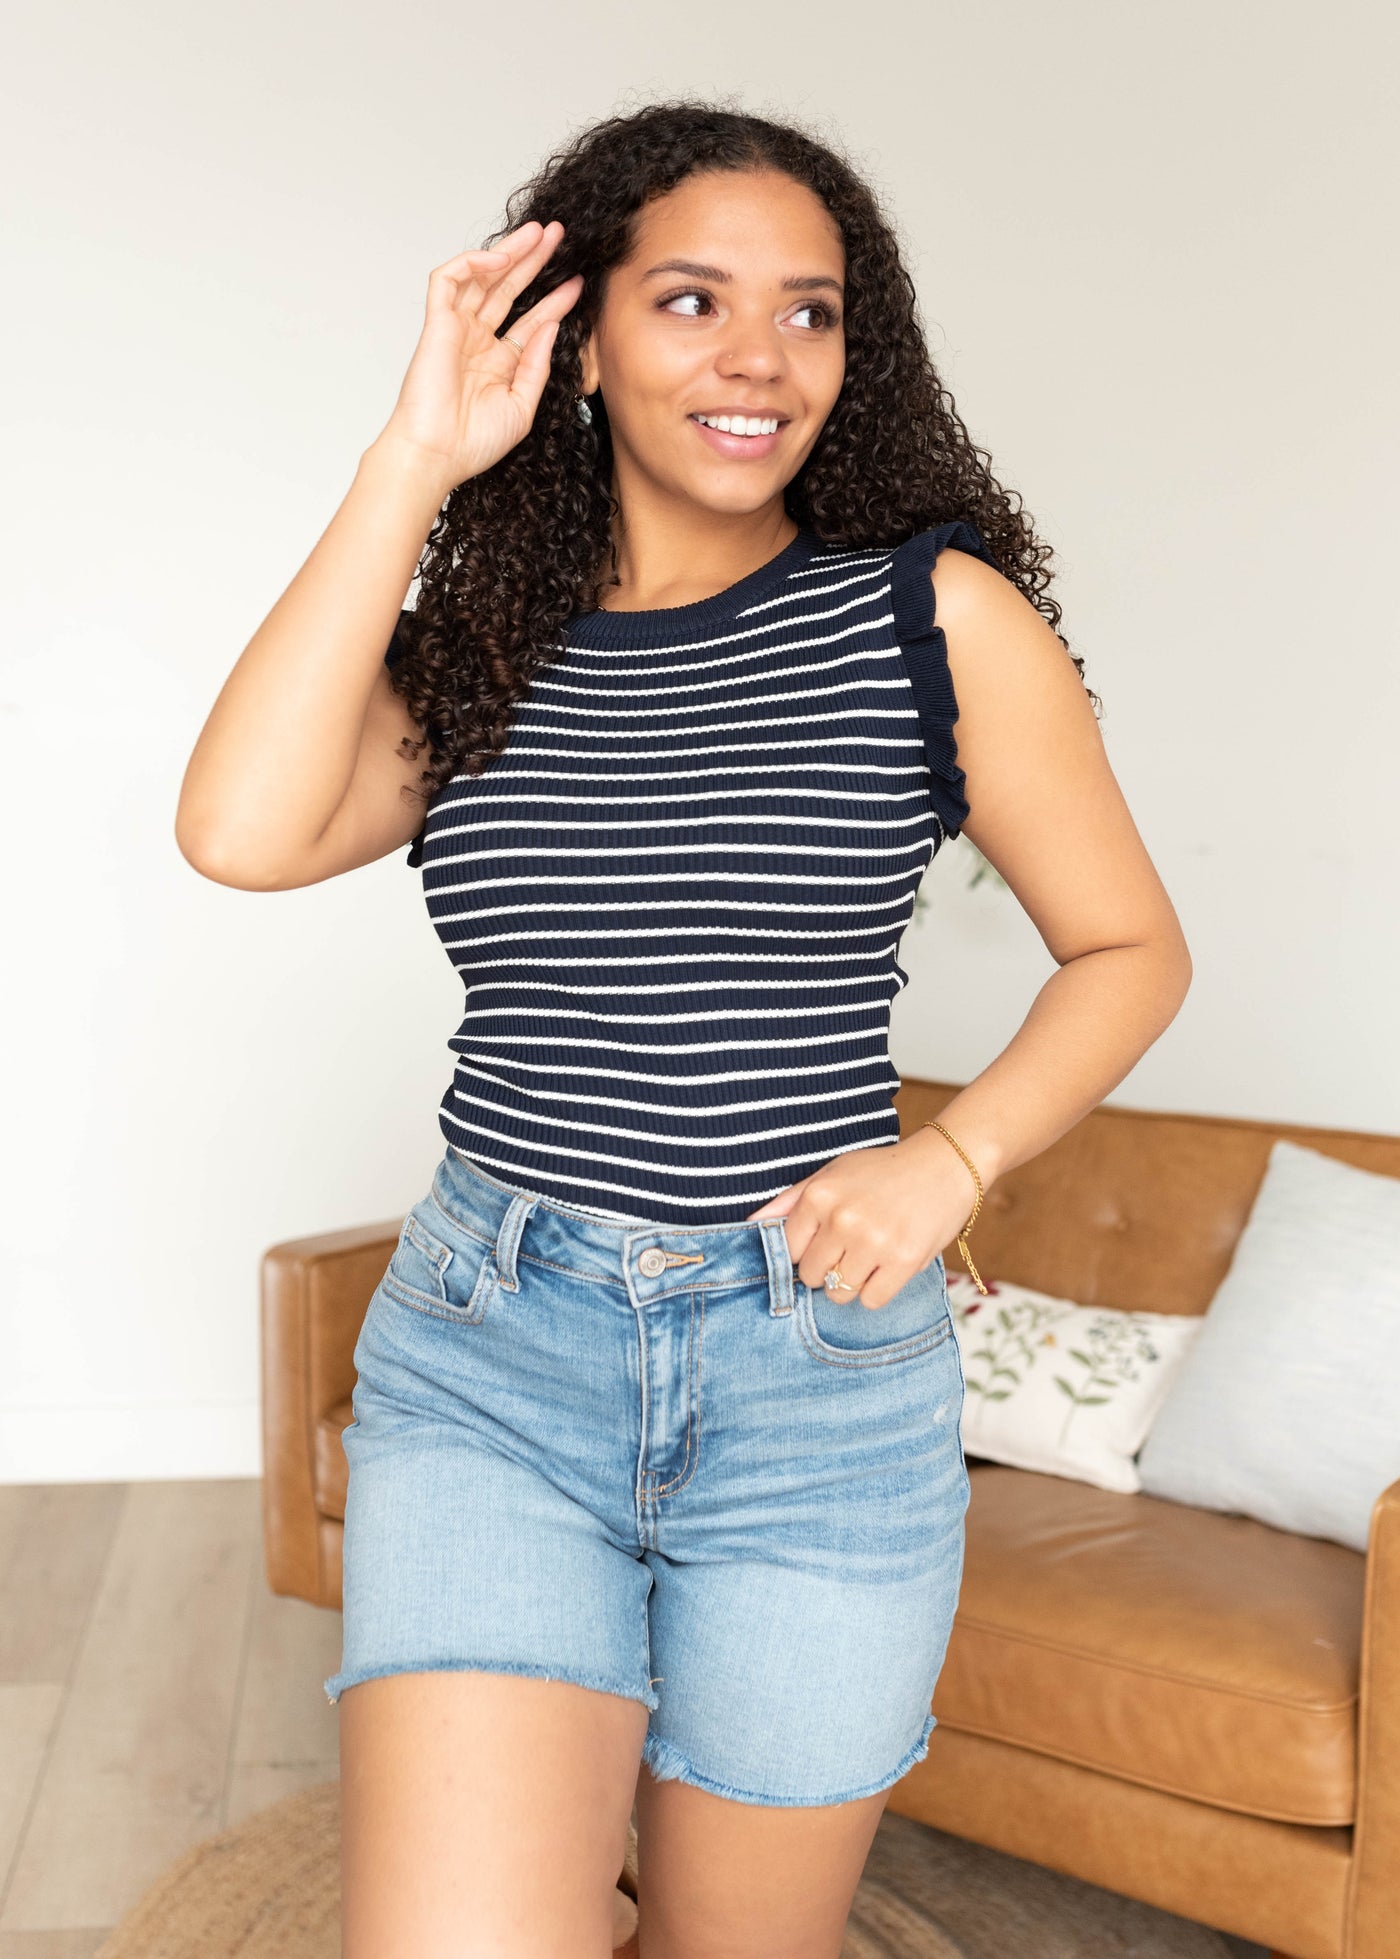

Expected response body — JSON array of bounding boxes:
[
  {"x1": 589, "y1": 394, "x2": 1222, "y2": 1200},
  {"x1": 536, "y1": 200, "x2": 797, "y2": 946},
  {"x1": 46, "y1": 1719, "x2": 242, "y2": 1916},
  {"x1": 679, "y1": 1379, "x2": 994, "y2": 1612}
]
[{"x1": 178, "y1": 99, "x2": 1191, "y2": 1959}]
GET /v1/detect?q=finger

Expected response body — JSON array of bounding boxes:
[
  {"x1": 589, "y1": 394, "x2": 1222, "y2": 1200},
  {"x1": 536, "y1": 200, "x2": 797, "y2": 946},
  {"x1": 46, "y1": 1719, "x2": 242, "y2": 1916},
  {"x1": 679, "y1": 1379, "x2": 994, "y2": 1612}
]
[
  {"x1": 495, "y1": 270, "x2": 585, "y2": 342},
  {"x1": 779, "y1": 1208, "x2": 818, "y2": 1273},
  {"x1": 425, "y1": 253, "x2": 513, "y2": 322},
  {"x1": 428, "y1": 250, "x2": 512, "y2": 297},
  {"x1": 433, "y1": 247, "x2": 512, "y2": 273},
  {"x1": 483, "y1": 218, "x2": 548, "y2": 252},
  {"x1": 473, "y1": 229, "x2": 568, "y2": 333},
  {"x1": 842, "y1": 1263, "x2": 880, "y2": 1306},
  {"x1": 505, "y1": 315, "x2": 562, "y2": 409},
  {"x1": 445, "y1": 251, "x2": 534, "y2": 308},
  {"x1": 431, "y1": 226, "x2": 552, "y2": 316},
  {"x1": 434, "y1": 221, "x2": 542, "y2": 278},
  {"x1": 474, "y1": 221, "x2": 571, "y2": 333},
  {"x1": 853, "y1": 1265, "x2": 905, "y2": 1311},
  {"x1": 801, "y1": 1238, "x2": 850, "y2": 1298},
  {"x1": 821, "y1": 1246, "x2": 879, "y2": 1305}
]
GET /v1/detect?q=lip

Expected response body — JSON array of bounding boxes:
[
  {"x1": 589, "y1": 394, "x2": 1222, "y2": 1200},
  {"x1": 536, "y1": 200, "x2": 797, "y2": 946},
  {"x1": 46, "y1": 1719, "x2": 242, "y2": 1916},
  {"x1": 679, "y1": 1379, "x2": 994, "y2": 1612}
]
[{"x1": 688, "y1": 412, "x2": 788, "y2": 462}]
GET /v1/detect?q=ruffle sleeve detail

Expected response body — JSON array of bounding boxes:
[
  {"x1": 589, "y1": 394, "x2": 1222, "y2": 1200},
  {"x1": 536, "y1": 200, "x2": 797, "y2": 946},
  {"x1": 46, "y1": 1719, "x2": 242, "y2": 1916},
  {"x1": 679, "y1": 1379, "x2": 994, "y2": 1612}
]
[
  {"x1": 384, "y1": 610, "x2": 427, "y2": 869},
  {"x1": 890, "y1": 519, "x2": 998, "y2": 843}
]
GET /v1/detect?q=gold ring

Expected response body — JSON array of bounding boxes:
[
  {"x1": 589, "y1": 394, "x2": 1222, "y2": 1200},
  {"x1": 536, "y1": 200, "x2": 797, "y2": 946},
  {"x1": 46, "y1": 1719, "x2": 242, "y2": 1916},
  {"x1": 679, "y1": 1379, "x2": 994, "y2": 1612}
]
[
  {"x1": 501, "y1": 332, "x2": 524, "y2": 354},
  {"x1": 823, "y1": 1266, "x2": 855, "y2": 1295}
]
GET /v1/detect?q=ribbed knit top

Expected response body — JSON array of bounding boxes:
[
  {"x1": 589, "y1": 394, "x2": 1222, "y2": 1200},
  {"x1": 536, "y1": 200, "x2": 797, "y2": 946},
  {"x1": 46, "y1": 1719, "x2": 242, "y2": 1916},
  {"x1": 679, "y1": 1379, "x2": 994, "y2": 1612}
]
[{"x1": 386, "y1": 519, "x2": 996, "y2": 1227}]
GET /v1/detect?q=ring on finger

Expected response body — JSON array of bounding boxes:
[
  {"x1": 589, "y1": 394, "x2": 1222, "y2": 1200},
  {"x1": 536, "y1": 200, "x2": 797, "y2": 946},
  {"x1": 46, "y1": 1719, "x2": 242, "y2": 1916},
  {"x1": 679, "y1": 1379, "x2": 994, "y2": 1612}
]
[{"x1": 823, "y1": 1265, "x2": 857, "y2": 1295}]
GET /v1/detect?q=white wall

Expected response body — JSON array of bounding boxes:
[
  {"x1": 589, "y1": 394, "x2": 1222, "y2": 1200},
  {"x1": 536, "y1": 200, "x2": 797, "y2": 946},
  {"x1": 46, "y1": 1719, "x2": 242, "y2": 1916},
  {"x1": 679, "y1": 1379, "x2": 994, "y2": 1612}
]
[{"x1": 4, "y1": 0, "x2": 1396, "y2": 1481}]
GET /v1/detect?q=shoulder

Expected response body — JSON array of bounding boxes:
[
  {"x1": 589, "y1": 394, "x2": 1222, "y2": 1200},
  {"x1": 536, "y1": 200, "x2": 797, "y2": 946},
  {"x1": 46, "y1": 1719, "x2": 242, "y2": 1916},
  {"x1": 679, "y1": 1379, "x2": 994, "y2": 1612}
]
[
  {"x1": 888, "y1": 524, "x2": 1073, "y2": 696},
  {"x1": 885, "y1": 519, "x2": 1101, "y2": 842},
  {"x1": 889, "y1": 518, "x2": 1005, "y2": 607},
  {"x1": 886, "y1": 521, "x2": 1008, "y2": 649}
]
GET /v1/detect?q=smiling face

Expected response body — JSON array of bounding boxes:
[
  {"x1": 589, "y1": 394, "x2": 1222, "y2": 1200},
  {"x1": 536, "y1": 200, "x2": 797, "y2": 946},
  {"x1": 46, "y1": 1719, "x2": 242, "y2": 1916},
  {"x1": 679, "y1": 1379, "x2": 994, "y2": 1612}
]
[{"x1": 577, "y1": 168, "x2": 847, "y2": 526}]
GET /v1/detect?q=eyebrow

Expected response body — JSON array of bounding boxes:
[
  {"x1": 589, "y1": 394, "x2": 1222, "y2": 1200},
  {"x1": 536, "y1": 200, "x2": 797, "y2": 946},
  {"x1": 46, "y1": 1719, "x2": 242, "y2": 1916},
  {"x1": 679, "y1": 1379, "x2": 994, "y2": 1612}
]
[{"x1": 640, "y1": 258, "x2": 844, "y2": 297}]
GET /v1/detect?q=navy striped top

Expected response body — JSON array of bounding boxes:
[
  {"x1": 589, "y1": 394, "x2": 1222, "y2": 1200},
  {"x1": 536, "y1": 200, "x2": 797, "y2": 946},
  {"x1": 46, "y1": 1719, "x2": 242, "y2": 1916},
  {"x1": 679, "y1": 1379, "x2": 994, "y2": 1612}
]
[{"x1": 386, "y1": 519, "x2": 996, "y2": 1226}]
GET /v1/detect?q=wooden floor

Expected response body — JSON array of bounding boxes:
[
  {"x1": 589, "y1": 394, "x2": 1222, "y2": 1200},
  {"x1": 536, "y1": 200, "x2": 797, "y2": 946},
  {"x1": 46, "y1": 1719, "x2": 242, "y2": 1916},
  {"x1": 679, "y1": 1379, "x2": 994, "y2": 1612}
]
[
  {"x1": 0, "y1": 1480, "x2": 338, "y2": 1955},
  {"x1": 0, "y1": 1479, "x2": 1270, "y2": 1956}
]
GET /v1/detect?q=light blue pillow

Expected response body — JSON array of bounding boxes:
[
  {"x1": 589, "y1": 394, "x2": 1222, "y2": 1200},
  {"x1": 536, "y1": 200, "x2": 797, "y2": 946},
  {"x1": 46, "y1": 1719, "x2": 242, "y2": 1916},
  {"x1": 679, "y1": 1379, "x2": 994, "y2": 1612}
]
[{"x1": 1136, "y1": 1137, "x2": 1400, "y2": 1553}]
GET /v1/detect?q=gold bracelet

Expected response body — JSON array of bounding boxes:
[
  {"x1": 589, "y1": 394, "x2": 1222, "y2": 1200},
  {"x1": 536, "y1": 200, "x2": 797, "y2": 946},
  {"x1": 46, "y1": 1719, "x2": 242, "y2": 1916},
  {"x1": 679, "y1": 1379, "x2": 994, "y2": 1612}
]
[{"x1": 922, "y1": 1120, "x2": 991, "y2": 1295}]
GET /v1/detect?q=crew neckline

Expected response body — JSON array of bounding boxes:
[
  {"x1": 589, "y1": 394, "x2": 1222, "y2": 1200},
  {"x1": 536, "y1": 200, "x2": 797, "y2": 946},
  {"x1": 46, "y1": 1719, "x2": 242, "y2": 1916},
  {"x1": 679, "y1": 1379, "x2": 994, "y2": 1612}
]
[{"x1": 566, "y1": 525, "x2": 824, "y2": 649}]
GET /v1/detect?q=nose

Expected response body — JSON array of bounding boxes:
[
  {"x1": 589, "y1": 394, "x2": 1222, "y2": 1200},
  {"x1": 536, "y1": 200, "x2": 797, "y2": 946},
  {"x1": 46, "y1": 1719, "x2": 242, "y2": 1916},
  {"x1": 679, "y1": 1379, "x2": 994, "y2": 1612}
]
[{"x1": 714, "y1": 315, "x2": 786, "y2": 382}]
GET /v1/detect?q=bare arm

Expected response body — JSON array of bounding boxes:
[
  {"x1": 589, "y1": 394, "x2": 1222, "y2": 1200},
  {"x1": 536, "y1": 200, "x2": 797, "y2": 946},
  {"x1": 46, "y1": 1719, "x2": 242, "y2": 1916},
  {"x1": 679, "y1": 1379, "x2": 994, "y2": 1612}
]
[
  {"x1": 174, "y1": 439, "x2": 450, "y2": 889},
  {"x1": 175, "y1": 220, "x2": 583, "y2": 892},
  {"x1": 905, "y1": 547, "x2": 1194, "y2": 1199}
]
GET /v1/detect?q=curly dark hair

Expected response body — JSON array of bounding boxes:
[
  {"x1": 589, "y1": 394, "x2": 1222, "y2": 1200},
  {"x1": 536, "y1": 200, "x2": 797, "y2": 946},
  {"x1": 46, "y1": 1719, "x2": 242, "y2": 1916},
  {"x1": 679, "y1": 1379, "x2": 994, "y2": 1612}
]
[{"x1": 388, "y1": 93, "x2": 1100, "y2": 822}]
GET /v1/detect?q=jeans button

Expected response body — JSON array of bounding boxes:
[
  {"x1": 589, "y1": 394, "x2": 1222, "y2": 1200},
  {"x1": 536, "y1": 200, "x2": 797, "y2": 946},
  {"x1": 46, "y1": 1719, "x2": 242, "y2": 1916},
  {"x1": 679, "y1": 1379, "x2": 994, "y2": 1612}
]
[{"x1": 638, "y1": 1248, "x2": 667, "y2": 1277}]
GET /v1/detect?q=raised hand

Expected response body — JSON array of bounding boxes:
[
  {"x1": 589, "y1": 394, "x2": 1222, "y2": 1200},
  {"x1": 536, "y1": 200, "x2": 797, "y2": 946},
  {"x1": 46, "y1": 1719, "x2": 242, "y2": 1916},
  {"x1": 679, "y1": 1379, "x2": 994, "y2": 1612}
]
[{"x1": 377, "y1": 219, "x2": 583, "y2": 494}]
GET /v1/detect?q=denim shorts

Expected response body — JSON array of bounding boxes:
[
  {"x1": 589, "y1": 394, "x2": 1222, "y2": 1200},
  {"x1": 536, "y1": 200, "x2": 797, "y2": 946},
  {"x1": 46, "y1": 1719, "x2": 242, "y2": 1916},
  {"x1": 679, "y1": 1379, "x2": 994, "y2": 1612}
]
[{"x1": 323, "y1": 1146, "x2": 971, "y2": 1809}]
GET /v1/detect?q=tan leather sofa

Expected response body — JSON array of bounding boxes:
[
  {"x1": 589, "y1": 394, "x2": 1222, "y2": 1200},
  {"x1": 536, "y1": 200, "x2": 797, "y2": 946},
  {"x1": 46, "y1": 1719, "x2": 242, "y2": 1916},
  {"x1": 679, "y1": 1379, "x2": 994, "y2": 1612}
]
[{"x1": 261, "y1": 1083, "x2": 1400, "y2": 1959}]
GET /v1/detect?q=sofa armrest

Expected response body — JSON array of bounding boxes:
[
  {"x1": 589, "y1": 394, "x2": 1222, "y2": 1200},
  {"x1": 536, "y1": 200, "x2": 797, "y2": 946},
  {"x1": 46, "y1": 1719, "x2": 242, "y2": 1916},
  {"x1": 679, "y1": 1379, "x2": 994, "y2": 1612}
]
[
  {"x1": 1349, "y1": 1473, "x2": 1400, "y2": 1956},
  {"x1": 260, "y1": 1220, "x2": 400, "y2": 1607}
]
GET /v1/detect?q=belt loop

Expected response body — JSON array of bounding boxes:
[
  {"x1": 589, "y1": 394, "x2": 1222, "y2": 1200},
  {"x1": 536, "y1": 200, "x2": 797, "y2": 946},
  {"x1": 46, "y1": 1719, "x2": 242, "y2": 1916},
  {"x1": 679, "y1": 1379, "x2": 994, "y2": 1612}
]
[
  {"x1": 760, "y1": 1217, "x2": 796, "y2": 1318},
  {"x1": 493, "y1": 1191, "x2": 538, "y2": 1292}
]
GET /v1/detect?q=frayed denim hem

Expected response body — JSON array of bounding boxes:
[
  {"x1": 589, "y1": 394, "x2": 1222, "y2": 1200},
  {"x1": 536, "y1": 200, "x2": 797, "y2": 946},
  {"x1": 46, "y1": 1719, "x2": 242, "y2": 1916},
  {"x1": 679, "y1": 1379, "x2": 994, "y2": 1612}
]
[
  {"x1": 639, "y1": 1710, "x2": 938, "y2": 1808},
  {"x1": 323, "y1": 1656, "x2": 662, "y2": 1713}
]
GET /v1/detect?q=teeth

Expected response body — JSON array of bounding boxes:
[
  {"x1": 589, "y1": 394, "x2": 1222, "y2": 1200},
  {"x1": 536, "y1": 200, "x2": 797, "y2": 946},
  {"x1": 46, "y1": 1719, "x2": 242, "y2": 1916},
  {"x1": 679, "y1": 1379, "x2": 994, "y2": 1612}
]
[{"x1": 692, "y1": 414, "x2": 781, "y2": 436}]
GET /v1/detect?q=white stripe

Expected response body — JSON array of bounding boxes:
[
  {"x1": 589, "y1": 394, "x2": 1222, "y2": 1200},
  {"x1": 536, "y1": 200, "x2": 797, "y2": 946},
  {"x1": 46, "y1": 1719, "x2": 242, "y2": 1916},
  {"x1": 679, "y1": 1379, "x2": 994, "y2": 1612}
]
[
  {"x1": 452, "y1": 1026, "x2": 892, "y2": 1056},
  {"x1": 782, "y1": 553, "x2": 890, "y2": 585},
  {"x1": 445, "y1": 1106, "x2": 888, "y2": 1165},
  {"x1": 451, "y1": 1049, "x2": 894, "y2": 1088},
  {"x1": 435, "y1": 927, "x2": 917, "y2": 954},
  {"x1": 426, "y1": 893, "x2": 923, "y2": 926},
  {"x1": 453, "y1": 1059, "x2": 893, "y2": 1116},
  {"x1": 562, "y1": 584, "x2": 895, "y2": 660},
  {"x1": 436, "y1": 788, "x2": 932, "y2": 814},
  {"x1": 449, "y1": 1108, "x2": 884, "y2": 1156},
  {"x1": 512, "y1": 704, "x2": 922, "y2": 738},
  {"x1": 463, "y1": 966, "x2": 898, "y2": 996},
  {"x1": 738, "y1": 574, "x2": 894, "y2": 622},
  {"x1": 741, "y1": 563, "x2": 891, "y2": 608},
  {"x1": 425, "y1": 842, "x2": 930, "y2": 870},
  {"x1": 430, "y1": 813, "x2": 935, "y2": 840},
  {"x1": 438, "y1": 763, "x2": 932, "y2": 794},
  {"x1": 461, "y1": 735, "x2": 926, "y2": 765},
  {"x1": 455, "y1": 992, "x2": 895, "y2": 1028},
  {"x1": 438, "y1": 1132, "x2": 895, "y2": 1209},
  {"x1": 529, "y1": 663, "x2": 915, "y2": 712},
  {"x1": 430, "y1": 891, "x2": 921, "y2": 923},
  {"x1": 554, "y1": 616, "x2": 900, "y2": 684}
]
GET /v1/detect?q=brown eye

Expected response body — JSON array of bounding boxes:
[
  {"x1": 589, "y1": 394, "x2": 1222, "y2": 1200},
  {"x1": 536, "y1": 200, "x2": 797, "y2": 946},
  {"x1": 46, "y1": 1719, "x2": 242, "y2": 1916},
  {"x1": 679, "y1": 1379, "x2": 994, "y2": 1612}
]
[{"x1": 657, "y1": 289, "x2": 714, "y2": 316}]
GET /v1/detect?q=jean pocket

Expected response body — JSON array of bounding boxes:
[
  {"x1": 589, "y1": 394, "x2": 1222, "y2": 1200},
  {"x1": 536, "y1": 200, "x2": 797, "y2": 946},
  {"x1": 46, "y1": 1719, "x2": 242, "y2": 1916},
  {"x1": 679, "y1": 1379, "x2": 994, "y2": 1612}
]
[
  {"x1": 379, "y1": 1206, "x2": 498, "y2": 1324},
  {"x1": 795, "y1": 1255, "x2": 955, "y2": 1368}
]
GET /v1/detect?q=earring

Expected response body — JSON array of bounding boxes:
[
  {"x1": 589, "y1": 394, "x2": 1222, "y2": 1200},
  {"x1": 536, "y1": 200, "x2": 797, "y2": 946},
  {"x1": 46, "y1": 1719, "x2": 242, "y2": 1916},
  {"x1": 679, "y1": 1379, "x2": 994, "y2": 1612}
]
[{"x1": 576, "y1": 394, "x2": 594, "y2": 426}]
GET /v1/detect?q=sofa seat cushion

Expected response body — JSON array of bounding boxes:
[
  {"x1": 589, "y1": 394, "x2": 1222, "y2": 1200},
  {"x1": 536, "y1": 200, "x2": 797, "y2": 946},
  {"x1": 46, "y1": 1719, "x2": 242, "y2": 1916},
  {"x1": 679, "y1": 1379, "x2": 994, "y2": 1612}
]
[
  {"x1": 940, "y1": 1466, "x2": 1363, "y2": 1825},
  {"x1": 317, "y1": 1397, "x2": 354, "y2": 1521}
]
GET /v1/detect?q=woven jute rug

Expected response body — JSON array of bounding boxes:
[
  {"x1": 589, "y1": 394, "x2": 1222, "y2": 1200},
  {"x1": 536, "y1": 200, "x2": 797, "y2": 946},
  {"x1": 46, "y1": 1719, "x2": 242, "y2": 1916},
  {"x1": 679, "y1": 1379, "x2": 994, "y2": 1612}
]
[{"x1": 94, "y1": 1778, "x2": 1240, "y2": 1958}]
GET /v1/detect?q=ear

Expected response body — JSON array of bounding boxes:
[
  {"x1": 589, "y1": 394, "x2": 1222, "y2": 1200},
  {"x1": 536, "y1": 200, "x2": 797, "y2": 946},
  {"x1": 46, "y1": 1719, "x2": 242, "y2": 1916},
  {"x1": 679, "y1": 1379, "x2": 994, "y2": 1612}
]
[{"x1": 577, "y1": 329, "x2": 600, "y2": 398}]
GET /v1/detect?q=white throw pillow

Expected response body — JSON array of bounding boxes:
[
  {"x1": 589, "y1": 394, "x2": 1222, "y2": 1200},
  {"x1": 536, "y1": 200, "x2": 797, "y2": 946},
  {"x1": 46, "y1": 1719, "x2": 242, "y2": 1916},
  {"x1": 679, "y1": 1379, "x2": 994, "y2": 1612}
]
[
  {"x1": 1135, "y1": 1138, "x2": 1400, "y2": 1553},
  {"x1": 946, "y1": 1270, "x2": 1204, "y2": 1494}
]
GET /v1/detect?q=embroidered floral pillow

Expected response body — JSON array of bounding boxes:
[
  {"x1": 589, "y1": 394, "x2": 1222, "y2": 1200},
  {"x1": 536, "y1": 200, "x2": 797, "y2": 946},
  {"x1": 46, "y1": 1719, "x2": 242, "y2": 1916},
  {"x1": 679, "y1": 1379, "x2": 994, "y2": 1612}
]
[{"x1": 945, "y1": 1272, "x2": 1204, "y2": 1494}]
